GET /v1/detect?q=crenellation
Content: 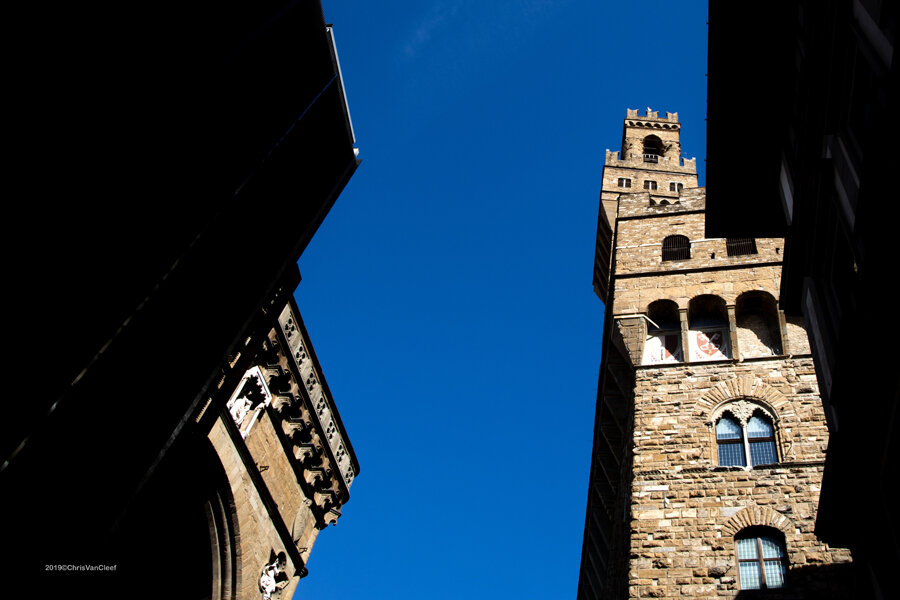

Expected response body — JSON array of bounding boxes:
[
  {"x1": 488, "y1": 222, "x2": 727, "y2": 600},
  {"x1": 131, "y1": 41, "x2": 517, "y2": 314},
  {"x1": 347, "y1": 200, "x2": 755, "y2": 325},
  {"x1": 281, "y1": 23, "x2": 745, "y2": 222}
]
[{"x1": 579, "y1": 110, "x2": 851, "y2": 600}]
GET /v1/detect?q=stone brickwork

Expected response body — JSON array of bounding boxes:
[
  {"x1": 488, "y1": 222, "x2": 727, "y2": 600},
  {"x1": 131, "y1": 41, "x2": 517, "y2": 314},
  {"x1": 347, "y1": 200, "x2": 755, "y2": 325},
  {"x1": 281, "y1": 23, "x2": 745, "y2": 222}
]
[
  {"x1": 578, "y1": 110, "x2": 852, "y2": 600},
  {"x1": 204, "y1": 297, "x2": 359, "y2": 600}
]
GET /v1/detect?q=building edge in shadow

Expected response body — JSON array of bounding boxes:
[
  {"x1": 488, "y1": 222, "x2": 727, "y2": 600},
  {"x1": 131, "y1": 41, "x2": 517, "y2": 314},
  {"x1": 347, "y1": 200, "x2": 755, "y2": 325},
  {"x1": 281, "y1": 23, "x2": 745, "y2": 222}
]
[
  {"x1": 3, "y1": 1, "x2": 362, "y2": 597},
  {"x1": 706, "y1": 2, "x2": 898, "y2": 598}
]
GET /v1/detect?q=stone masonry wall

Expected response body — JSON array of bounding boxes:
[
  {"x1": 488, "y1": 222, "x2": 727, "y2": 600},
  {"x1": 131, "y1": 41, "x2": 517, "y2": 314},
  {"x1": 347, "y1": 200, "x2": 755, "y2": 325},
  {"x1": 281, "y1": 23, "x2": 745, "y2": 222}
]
[
  {"x1": 243, "y1": 410, "x2": 321, "y2": 565},
  {"x1": 627, "y1": 360, "x2": 852, "y2": 599},
  {"x1": 210, "y1": 417, "x2": 301, "y2": 600},
  {"x1": 581, "y1": 111, "x2": 850, "y2": 600}
]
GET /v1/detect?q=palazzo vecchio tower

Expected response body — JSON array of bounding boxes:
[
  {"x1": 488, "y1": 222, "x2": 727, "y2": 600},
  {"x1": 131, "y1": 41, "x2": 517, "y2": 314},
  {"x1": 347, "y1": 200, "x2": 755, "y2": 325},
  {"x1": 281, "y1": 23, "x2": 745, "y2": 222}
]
[{"x1": 576, "y1": 109, "x2": 854, "y2": 600}]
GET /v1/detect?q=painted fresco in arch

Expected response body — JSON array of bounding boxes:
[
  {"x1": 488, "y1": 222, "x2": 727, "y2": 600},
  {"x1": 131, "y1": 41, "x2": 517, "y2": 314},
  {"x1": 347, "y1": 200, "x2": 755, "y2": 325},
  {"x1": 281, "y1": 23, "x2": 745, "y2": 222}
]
[
  {"x1": 690, "y1": 328, "x2": 730, "y2": 361},
  {"x1": 643, "y1": 333, "x2": 683, "y2": 365}
]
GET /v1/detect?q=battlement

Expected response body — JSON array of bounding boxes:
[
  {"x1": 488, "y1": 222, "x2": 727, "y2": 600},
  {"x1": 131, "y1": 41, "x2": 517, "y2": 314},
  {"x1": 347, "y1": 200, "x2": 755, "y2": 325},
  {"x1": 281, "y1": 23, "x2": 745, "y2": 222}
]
[
  {"x1": 625, "y1": 107, "x2": 679, "y2": 124},
  {"x1": 604, "y1": 149, "x2": 697, "y2": 173}
]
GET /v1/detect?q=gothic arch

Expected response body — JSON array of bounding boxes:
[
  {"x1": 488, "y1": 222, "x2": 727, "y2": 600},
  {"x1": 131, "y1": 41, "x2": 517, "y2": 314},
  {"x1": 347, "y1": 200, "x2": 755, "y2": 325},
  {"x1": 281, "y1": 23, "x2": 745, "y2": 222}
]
[
  {"x1": 709, "y1": 397, "x2": 777, "y2": 428},
  {"x1": 694, "y1": 376, "x2": 793, "y2": 422},
  {"x1": 696, "y1": 378, "x2": 795, "y2": 465},
  {"x1": 722, "y1": 505, "x2": 795, "y2": 538}
]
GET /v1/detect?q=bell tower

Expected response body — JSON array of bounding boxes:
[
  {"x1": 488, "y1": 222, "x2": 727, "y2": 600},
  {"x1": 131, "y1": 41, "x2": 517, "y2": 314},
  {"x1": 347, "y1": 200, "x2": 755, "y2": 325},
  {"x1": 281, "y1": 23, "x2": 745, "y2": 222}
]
[{"x1": 578, "y1": 109, "x2": 853, "y2": 599}]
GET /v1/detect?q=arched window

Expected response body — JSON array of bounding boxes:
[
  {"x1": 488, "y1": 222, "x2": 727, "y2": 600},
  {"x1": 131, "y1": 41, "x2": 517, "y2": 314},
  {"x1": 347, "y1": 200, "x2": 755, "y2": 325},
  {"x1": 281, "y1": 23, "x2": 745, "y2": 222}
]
[
  {"x1": 735, "y1": 527, "x2": 787, "y2": 590},
  {"x1": 642, "y1": 300, "x2": 682, "y2": 365},
  {"x1": 714, "y1": 407, "x2": 778, "y2": 467},
  {"x1": 716, "y1": 414, "x2": 746, "y2": 466},
  {"x1": 736, "y1": 291, "x2": 782, "y2": 357},
  {"x1": 643, "y1": 135, "x2": 664, "y2": 163},
  {"x1": 688, "y1": 294, "x2": 729, "y2": 359},
  {"x1": 747, "y1": 414, "x2": 777, "y2": 465},
  {"x1": 662, "y1": 235, "x2": 690, "y2": 261}
]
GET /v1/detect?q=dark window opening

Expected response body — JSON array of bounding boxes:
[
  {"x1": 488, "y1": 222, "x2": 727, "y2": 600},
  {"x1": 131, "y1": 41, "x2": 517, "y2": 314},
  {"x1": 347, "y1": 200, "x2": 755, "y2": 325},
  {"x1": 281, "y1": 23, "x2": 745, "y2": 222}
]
[
  {"x1": 669, "y1": 182, "x2": 684, "y2": 192},
  {"x1": 644, "y1": 180, "x2": 658, "y2": 190},
  {"x1": 727, "y1": 238, "x2": 758, "y2": 256},
  {"x1": 643, "y1": 135, "x2": 664, "y2": 162},
  {"x1": 617, "y1": 178, "x2": 631, "y2": 188},
  {"x1": 662, "y1": 235, "x2": 690, "y2": 261}
]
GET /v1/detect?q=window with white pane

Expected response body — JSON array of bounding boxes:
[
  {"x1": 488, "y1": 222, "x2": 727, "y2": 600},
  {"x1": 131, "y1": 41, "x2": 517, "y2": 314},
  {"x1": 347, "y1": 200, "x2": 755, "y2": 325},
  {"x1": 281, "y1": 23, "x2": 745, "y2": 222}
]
[
  {"x1": 735, "y1": 527, "x2": 787, "y2": 590},
  {"x1": 713, "y1": 402, "x2": 779, "y2": 468}
]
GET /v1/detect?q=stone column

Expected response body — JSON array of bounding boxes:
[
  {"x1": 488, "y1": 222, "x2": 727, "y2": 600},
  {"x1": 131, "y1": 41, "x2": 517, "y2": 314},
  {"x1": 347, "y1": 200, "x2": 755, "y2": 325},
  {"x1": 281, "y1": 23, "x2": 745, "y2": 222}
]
[
  {"x1": 777, "y1": 307, "x2": 790, "y2": 355},
  {"x1": 679, "y1": 309, "x2": 690, "y2": 363},
  {"x1": 727, "y1": 304, "x2": 740, "y2": 360}
]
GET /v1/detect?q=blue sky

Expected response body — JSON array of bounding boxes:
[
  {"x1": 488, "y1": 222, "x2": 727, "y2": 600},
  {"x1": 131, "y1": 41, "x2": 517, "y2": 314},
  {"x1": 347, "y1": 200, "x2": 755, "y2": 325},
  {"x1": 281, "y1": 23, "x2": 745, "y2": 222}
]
[{"x1": 292, "y1": 2, "x2": 707, "y2": 598}]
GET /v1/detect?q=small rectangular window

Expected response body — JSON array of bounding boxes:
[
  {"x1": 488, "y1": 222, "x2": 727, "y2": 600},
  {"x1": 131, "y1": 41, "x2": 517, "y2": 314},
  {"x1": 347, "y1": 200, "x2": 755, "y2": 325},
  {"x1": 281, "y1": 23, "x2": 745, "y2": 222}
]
[
  {"x1": 643, "y1": 180, "x2": 657, "y2": 190},
  {"x1": 669, "y1": 182, "x2": 684, "y2": 192},
  {"x1": 617, "y1": 178, "x2": 631, "y2": 188},
  {"x1": 727, "y1": 238, "x2": 758, "y2": 256}
]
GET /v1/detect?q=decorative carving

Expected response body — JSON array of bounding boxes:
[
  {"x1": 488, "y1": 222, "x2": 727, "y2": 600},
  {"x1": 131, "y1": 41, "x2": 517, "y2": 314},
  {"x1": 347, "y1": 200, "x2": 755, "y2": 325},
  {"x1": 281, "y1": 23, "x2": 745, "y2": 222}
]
[
  {"x1": 283, "y1": 316, "x2": 297, "y2": 340},
  {"x1": 226, "y1": 367, "x2": 273, "y2": 437},
  {"x1": 712, "y1": 399, "x2": 775, "y2": 426},
  {"x1": 278, "y1": 303, "x2": 356, "y2": 490},
  {"x1": 227, "y1": 373, "x2": 264, "y2": 426},
  {"x1": 258, "y1": 551, "x2": 289, "y2": 600}
]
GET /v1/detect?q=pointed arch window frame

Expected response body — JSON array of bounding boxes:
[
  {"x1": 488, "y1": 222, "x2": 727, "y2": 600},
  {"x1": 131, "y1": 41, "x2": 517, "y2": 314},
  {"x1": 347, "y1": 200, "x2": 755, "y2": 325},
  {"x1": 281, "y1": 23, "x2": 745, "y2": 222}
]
[{"x1": 710, "y1": 400, "x2": 780, "y2": 469}]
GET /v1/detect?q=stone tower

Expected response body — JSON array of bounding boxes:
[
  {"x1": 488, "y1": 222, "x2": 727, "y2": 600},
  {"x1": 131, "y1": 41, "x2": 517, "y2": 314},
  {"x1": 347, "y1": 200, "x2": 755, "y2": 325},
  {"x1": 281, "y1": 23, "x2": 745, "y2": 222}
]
[{"x1": 577, "y1": 109, "x2": 853, "y2": 599}]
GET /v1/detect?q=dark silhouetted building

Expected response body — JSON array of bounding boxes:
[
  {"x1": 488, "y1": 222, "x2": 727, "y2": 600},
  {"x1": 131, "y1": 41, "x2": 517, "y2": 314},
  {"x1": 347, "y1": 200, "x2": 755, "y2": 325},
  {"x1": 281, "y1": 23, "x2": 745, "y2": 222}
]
[
  {"x1": 4, "y1": 1, "x2": 361, "y2": 597},
  {"x1": 706, "y1": 2, "x2": 897, "y2": 598}
]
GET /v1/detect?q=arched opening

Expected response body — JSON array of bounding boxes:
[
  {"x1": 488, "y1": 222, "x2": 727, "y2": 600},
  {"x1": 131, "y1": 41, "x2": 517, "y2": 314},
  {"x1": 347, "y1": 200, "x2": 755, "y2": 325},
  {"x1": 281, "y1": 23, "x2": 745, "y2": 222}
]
[
  {"x1": 113, "y1": 437, "x2": 239, "y2": 599},
  {"x1": 661, "y1": 235, "x2": 690, "y2": 261},
  {"x1": 735, "y1": 526, "x2": 788, "y2": 590},
  {"x1": 642, "y1": 300, "x2": 682, "y2": 365},
  {"x1": 736, "y1": 291, "x2": 782, "y2": 357},
  {"x1": 716, "y1": 412, "x2": 746, "y2": 466},
  {"x1": 643, "y1": 135, "x2": 664, "y2": 163},
  {"x1": 714, "y1": 404, "x2": 779, "y2": 468},
  {"x1": 688, "y1": 295, "x2": 730, "y2": 360}
]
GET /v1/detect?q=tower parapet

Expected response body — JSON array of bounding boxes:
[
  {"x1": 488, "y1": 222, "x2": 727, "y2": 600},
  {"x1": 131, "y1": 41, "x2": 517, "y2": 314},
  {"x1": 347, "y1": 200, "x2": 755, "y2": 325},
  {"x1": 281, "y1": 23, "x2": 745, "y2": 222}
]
[
  {"x1": 609, "y1": 107, "x2": 696, "y2": 171},
  {"x1": 579, "y1": 110, "x2": 852, "y2": 600},
  {"x1": 625, "y1": 108, "x2": 679, "y2": 122}
]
